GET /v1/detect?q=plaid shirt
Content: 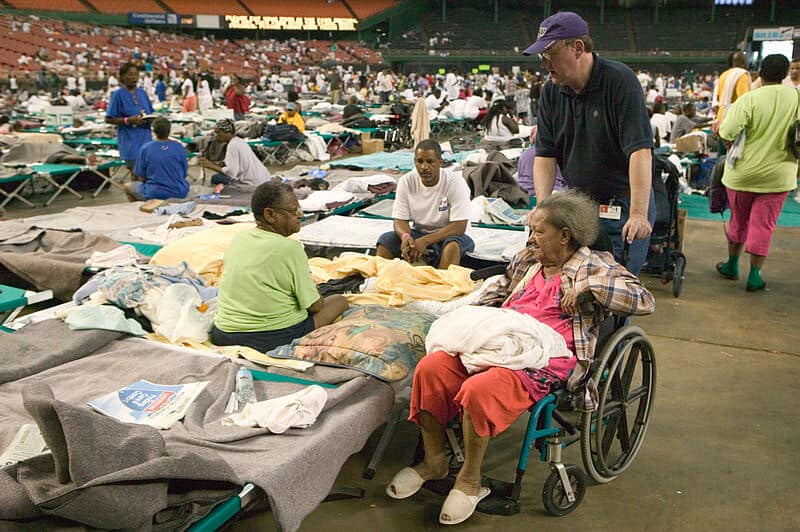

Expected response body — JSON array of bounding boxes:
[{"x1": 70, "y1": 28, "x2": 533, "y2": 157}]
[{"x1": 478, "y1": 245, "x2": 655, "y2": 409}]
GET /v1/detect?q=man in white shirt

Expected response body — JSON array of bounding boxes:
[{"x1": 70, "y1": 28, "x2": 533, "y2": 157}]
[
  {"x1": 650, "y1": 102, "x2": 671, "y2": 144},
  {"x1": 376, "y1": 139, "x2": 474, "y2": 269},
  {"x1": 425, "y1": 88, "x2": 445, "y2": 111},
  {"x1": 464, "y1": 89, "x2": 487, "y2": 120},
  {"x1": 197, "y1": 119, "x2": 272, "y2": 187}
]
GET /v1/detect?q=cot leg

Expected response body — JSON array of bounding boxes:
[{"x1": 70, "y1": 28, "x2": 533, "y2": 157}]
[
  {"x1": 42, "y1": 172, "x2": 82, "y2": 207},
  {"x1": 363, "y1": 407, "x2": 406, "y2": 479},
  {"x1": 0, "y1": 179, "x2": 35, "y2": 209}
]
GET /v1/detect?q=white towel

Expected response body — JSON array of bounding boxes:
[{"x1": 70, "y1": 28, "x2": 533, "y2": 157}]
[
  {"x1": 425, "y1": 306, "x2": 571, "y2": 374},
  {"x1": 221, "y1": 385, "x2": 328, "y2": 434}
]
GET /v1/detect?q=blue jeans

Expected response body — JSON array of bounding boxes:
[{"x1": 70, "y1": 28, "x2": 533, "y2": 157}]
[
  {"x1": 599, "y1": 189, "x2": 656, "y2": 276},
  {"x1": 210, "y1": 173, "x2": 232, "y2": 185},
  {"x1": 377, "y1": 229, "x2": 475, "y2": 267}
]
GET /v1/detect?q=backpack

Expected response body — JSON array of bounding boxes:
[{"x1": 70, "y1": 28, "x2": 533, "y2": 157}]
[
  {"x1": 707, "y1": 157, "x2": 728, "y2": 214},
  {"x1": 263, "y1": 124, "x2": 304, "y2": 142}
]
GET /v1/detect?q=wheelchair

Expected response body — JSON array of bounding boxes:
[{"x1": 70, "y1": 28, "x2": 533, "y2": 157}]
[{"x1": 406, "y1": 261, "x2": 657, "y2": 517}]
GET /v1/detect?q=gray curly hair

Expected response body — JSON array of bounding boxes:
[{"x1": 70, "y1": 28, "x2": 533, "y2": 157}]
[{"x1": 535, "y1": 189, "x2": 600, "y2": 248}]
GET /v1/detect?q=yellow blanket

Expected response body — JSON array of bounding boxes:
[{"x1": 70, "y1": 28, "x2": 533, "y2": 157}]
[
  {"x1": 309, "y1": 255, "x2": 474, "y2": 306},
  {"x1": 149, "y1": 223, "x2": 256, "y2": 285}
]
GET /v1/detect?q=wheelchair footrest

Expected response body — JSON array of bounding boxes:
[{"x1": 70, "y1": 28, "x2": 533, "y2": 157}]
[
  {"x1": 477, "y1": 477, "x2": 521, "y2": 516},
  {"x1": 424, "y1": 475, "x2": 521, "y2": 516}
]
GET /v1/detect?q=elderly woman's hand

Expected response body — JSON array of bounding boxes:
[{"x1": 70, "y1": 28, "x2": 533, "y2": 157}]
[{"x1": 561, "y1": 287, "x2": 593, "y2": 316}]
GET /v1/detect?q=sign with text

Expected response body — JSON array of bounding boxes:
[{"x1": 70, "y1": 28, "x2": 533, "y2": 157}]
[
  {"x1": 224, "y1": 15, "x2": 357, "y2": 31},
  {"x1": 128, "y1": 12, "x2": 178, "y2": 25},
  {"x1": 752, "y1": 27, "x2": 794, "y2": 41}
]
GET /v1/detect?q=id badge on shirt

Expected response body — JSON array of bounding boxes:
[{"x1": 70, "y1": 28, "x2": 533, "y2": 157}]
[{"x1": 599, "y1": 204, "x2": 622, "y2": 220}]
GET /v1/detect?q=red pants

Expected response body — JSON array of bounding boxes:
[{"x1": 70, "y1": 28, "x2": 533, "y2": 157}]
[
  {"x1": 409, "y1": 351, "x2": 534, "y2": 438},
  {"x1": 726, "y1": 189, "x2": 789, "y2": 256}
]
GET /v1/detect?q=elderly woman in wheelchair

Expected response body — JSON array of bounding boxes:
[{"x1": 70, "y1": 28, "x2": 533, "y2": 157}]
[{"x1": 386, "y1": 189, "x2": 656, "y2": 524}]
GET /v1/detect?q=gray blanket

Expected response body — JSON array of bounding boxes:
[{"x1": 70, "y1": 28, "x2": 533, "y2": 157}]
[
  {"x1": 0, "y1": 321, "x2": 395, "y2": 532},
  {"x1": 0, "y1": 142, "x2": 81, "y2": 165},
  {"x1": 462, "y1": 150, "x2": 530, "y2": 207},
  {"x1": 0, "y1": 229, "x2": 120, "y2": 299}
]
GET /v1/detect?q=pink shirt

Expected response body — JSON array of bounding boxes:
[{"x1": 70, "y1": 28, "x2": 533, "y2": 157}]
[
  {"x1": 502, "y1": 269, "x2": 575, "y2": 353},
  {"x1": 501, "y1": 269, "x2": 577, "y2": 402}
]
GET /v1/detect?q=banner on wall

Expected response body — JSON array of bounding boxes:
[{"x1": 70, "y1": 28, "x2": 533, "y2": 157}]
[
  {"x1": 128, "y1": 13, "x2": 179, "y2": 25},
  {"x1": 224, "y1": 15, "x2": 357, "y2": 31}
]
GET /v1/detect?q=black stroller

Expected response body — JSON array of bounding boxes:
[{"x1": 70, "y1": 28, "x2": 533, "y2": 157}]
[{"x1": 642, "y1": 154, "x2": 687, "y2": 297}]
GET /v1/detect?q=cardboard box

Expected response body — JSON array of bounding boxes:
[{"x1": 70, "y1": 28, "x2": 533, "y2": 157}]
[
  {"x1": 43, "y1": 105, "x2": 73, "y2": 127},
  {"x1": 360, "y1": 131, "x2": 371, "y2": 141},
  {"x1": 361, "y1": 138, "x2": 384, "y2": 154},
  {"x1": 674, "y1": 133, "x2": 705, "y2": 154}
]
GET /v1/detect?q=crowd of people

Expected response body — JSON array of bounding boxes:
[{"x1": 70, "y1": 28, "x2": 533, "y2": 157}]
[{"x1": 0, "y1": 7, "x2": 798, "y2": 528}]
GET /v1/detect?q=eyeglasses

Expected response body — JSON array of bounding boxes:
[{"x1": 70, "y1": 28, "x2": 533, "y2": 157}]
[
  {"x1": 274, "y1": 206, "x2": 304, "y2": 218},
  {"x1": 538, "y1": 40, "x2": 572, "y2": 64}
]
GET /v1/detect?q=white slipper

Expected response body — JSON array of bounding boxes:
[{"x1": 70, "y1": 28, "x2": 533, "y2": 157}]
[
  {"x1": 439, "y1": 487, "x2": 491, "y2": 525},
  {"x1": 386, "y1": 467, "x2": 426, "y2": 499}
]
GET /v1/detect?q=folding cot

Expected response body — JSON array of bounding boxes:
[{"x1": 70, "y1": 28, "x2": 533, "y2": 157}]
[
  {"x1": 33, "y1": 160, "x2": 128, "y2": 206},
  {"x1": 0, "y1": 317, "x2": 398, "y2": 532},
  {"x1": 0, "y1": 169, "x2": 36, "y2": 209},
  {"x1": 61, "y1": 137, "x2": 118, "y2": 148}
]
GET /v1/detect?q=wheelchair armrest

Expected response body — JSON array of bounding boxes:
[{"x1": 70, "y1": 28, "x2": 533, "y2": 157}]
[{"x1": 470, "y1": 263, "x2": 507, "y2": 281}]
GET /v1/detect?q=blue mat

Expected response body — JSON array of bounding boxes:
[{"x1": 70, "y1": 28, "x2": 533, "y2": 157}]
[
  {"x1": 331, "y1": 150, "x2": 477, "y2": 172},
  {"x1": 680, "y1": 193, "x2": 800, "y2": 228}
]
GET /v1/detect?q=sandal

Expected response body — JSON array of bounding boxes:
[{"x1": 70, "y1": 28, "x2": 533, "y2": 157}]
[
  {"x1": 715, "y1": 262, "x2": 738, "y2": 280},
  {"x1": 439, "y1": 487, "x2": 491, "y2": 525},
  {"x1": 386, "y1": 467, "x2": 426, "y2": 499}
]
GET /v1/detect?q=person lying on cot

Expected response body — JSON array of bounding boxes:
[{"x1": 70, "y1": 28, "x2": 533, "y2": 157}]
[
  {"x1": 124, "y1": 117, "x2": 189, "y2": 202},
  {"x1": 211, "y1": 182, "x2": 349, "y2": 353},
  {"x1": 376, "y1": 139, "x2": 474, "y2": 270},
  {"x1": 386, "y1": 189, "x2": 655, "y2": 525}
]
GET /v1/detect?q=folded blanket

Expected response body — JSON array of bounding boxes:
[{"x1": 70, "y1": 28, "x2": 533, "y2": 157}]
[{"x1": 425, "y1": 306, "x2": 571, "y2": 374}]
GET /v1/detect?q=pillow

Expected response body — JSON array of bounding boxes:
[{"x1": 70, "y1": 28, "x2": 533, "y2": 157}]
[{"x1": 267, "y1": 305, "x2": 436, "y2": 381}]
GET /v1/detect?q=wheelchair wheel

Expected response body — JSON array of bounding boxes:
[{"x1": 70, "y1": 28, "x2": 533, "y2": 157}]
[
  {"x1": 672, "y1": 253, "x2": 686, "y2": 298},
  {"x1": 542, "y1": 464, "x2": 587, "y2": 516},
  {"x1": 580, "y1": 326, "x2": 656, "y2": 484}
]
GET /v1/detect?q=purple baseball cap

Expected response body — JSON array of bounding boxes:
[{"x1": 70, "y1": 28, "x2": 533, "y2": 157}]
[{"x1": 522, "y1": 12, "x2": 590, "y2": 56}]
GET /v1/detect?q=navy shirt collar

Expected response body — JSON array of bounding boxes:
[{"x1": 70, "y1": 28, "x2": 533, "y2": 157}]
[{"x1": 559, "y1": 53, "x2": 604, "y2": 97}]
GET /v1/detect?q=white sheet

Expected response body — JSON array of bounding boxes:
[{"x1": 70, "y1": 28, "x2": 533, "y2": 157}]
[{"x1": 297, "y1": 215, "x2": 527, "y2": 262}]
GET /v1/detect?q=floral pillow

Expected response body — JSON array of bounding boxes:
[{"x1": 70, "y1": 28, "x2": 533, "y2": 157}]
[{"x1": 268, "y1": 305, "x2": 436, "y2": 381}]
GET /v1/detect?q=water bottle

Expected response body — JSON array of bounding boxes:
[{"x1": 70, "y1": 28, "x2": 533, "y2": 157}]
[
  {"x1": 235, "y1": 368, "x2": 257, "y2": 405},
  {"x1": 198, "y1": 193, "x2": 221, "y2": 201}
]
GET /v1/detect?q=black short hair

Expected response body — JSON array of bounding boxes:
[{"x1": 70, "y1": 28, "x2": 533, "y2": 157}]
[
  {"x1": 118, "y1": 62, "x2": 138, "y2": 79},
  {"x1": 760, "y1": 54, "x2": 790, "y2": 83},
  {"x1": 251, "y1": 182, "x2": 294, "y2": 222},
  {"x1": 414, "y1": 139, "x2": 442, "y2": 159},
  {"x1": 152, "y1": 117, "x2": 171, "y2": 139}
]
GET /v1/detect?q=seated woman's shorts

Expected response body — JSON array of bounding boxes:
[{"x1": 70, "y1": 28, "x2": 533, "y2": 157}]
[
  {"x1": 211, "y1": 314, "x2": 315, "y2": 353},
  {"x1": 377, "y1": 229, "x2": 475, "y2": 266}
]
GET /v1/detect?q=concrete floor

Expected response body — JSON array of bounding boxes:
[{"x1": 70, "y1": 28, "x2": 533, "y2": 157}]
[{"x1": 3, "y1": 185, "x2": 799, "y2": 531}]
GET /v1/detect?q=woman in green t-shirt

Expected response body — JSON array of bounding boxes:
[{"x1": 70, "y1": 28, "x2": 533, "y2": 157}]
[
  {"x1": 211, "y1": 182, "x2": 349, "y2": 352},
  {"x1": 716, "y1": 55, "x2": 800, "y2": 292}
]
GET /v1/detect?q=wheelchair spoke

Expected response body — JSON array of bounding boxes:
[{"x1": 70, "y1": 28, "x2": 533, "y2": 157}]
[
  {"x1": 615, "y1": 408, "x2": 632, "y2": 453},
  {"x1": 620, "y1": 345, "x2": 641, "y2": 394},
  {"x1": 600, "y1": 411, "x2": 620, "y2": 457},
  {"x1": 626, "y1": 386, "x2": 649, "y2": 404}
]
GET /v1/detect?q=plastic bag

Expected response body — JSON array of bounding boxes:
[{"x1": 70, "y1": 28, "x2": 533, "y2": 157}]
[{"x1": 152, "y1": 284, "x2": 214, "y2": 343}]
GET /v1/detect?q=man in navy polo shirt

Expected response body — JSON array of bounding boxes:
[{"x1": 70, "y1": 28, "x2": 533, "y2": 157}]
[{"x1": 524, "y1": 11, "x2": 656, "y2": 275}]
